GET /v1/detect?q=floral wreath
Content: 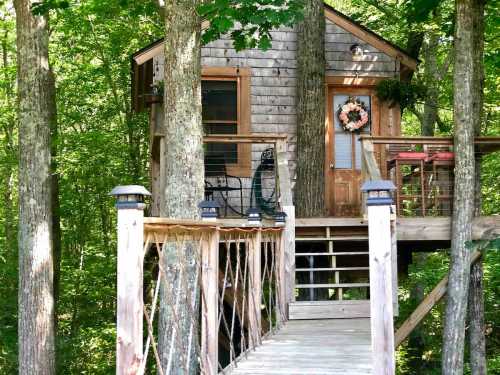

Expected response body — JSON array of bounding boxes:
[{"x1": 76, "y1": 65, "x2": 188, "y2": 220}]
[{"x1": 337, "y1": 96, "x2": 370, "y2": 132}]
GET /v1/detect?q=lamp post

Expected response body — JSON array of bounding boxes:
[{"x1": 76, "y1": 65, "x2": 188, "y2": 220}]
[
  {"x1": 110, "y1": 185, "x2": 151, "y2": 375},
  {"x1": 361, "y1": 180, "x2": 396, "y2": 375}
]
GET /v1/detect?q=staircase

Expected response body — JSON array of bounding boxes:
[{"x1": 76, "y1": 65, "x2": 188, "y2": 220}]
[{"x1": 289, "y1": 218, "x2": 371, "y2": 320}]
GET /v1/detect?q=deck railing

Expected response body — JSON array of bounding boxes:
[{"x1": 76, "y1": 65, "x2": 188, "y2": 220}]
[
  {"x1": 114, "y1": 205, "x2": 288, "y2": 374},
  {"x1": 360, "y1": 135, "x2": 500, "y2": 217},
  {"x1": 202, "y1": 134, "x2": 288, "y2": 219}
]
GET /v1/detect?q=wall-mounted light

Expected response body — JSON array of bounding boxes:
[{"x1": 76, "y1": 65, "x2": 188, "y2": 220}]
[
  {"x1": 350, "y1": 44, "x2": 364, "y2": 61},
  {"x1": 246, "y1": 208, "x2": 262, "y2": 226}
]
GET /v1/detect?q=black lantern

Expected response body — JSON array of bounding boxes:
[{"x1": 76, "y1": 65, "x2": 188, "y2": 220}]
[
  {"x1": 361, "y1": 180, "x2": 396, "y2": 206},
  {"x1": 198, "y1": 200, "x2": 220, "y2": 221},
  {"x1": 273, "y1": 211, "x2": 287, "y2": 227},
  {"x1": 109, "y1": 185, "x2": 151, "y2": 208},
  {"x1": 246, "y1": 208, "x2": 262, "y2": 226}
]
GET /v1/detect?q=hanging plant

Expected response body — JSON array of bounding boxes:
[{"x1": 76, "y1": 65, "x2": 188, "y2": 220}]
[{"x1": 337, "y1": 96, "x2": 370, "y2": 132}]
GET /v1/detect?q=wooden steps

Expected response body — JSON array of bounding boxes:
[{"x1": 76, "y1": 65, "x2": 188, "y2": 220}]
[
  {"x1": 226, "y1": 319, "x2": 372, "y2": 374},
  {"x1": 289, "y1": 300, "x2": 370, "y2": 320}
]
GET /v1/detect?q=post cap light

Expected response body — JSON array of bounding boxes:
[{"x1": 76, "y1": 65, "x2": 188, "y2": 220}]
[
  {"x1": 198, "y1": 200, "x2": 220, "y2": 221},
  {"x1": 350, "y1": 44, "x2": 364, "y2": 60},
  {"x1": 273, "y1": 211, "x2": 287, "y2": 226},
  {"x1": 361, "y1": 180, "x2": 396, "y2": 206},
  {"x1": 247, "y1": 208, "x2": 262, "y2": 226},
  {"x1": 109, "y1": 185, "x2": 151, "y2": 208}
]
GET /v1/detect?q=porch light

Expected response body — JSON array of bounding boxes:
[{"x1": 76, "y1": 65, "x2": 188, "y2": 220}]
[
  {"x1": 246, "y1": 208, "x2": 262, "y2": 226},
  {"x1": 361, "y1": 180, "x2": 396, "y2": 206},
  {"x1": 350, "y1": 44, "x2": 364, "y2": 61},
  {"x1": 198, "y1": 200, "x2": 220, "y2": 221},
  {"x1": 109, "y1": 185, "x2": 151, "y2": 207},
  {"x1": 273, "y1": 211, "x2": 287, "y2": 227}
]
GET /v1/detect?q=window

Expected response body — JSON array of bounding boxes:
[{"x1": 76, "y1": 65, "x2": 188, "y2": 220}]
[{"x1": 202, "y1": 67, "x2": 251, "y2": 177}]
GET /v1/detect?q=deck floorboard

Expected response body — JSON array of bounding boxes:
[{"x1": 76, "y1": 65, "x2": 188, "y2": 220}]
[{"x1": 226, "y1": 318, "x2": 372, "y2": 375}]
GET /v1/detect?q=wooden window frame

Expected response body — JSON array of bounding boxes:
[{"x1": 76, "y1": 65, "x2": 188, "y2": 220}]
[{"x1": 202, "y1": 67, "x2": 252, "y2": 177}]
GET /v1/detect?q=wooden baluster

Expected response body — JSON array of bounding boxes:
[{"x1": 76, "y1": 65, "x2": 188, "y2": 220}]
[
  {"x1": 248, "y1": 229, "x2": 262, "y2": 347},
  {"x1": 201, "y1": 229, "x2": 219, "y2": 374}
]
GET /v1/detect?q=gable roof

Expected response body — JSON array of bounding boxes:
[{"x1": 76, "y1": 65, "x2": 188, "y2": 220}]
[{"x1": 132, "y1": 4, "x2": 417, "y2": 70}]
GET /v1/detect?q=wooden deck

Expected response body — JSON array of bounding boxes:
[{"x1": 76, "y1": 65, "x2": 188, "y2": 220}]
[{"x1": 227, "y1": 319, "x2": 372, "y2": 374}]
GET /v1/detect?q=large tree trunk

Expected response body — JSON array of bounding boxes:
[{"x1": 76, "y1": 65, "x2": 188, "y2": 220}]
[
  {"x1": 295, "y1": 0, "x2": 325, "y2": 217},
  {"x1": 442, "y1": 0, "x2": 476, "y2": 373},
  {"x1": 468, "y1": 0, "x2": 486, "y2": 373},
  {"x1": 14, "y1": 0, "x2": 56, "y2": 373},
  {"x1": 157, "y1": 0, "x2": 204, "y2": 373}
]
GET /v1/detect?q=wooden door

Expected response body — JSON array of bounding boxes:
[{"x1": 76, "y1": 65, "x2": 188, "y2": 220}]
[{"x1": 326, "y1": 87, "x2": 379, "y2": 217}]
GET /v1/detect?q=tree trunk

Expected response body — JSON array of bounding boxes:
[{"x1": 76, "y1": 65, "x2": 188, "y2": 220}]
[
  {"x1": 442, "y1": 0, "x2": 476, "y2": 373},
  {"x1": 14, "y1": 0, "x2": 55, "y2": 373},
  {"x1": 158, "y1": 1, "x2": 204, "y2": 373},
  {"x1": 468, "y1": 0, "x2": 486, "y2": 373},
  {"x1": 421, "y1": 32, "x2": 440, "y2": 136},
  {"x1": 295, "y1": 0, "x2": 325, "y2": 217}
]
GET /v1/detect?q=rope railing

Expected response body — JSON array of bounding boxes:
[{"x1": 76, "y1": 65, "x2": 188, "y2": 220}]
[{"x1": 115, "y1": 214, "x2": 286, "y2": 375}]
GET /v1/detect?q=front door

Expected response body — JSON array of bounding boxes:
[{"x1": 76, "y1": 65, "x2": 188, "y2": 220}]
[{"x1": 326, "y1": 87, "x2": 378, "y2": 217}]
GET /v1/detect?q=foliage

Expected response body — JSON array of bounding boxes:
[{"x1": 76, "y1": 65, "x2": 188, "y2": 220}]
[
  {"x1": 198, "y1": 0, "x2": 303, "y2": 50},
  {"x1": 375, "y1": 79, "x2": 427, "y2": 110}
]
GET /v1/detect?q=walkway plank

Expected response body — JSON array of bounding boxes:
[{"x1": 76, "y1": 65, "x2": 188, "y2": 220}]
[{"x1": 225, "y1": 319, "x2": 372, "y2": 375}]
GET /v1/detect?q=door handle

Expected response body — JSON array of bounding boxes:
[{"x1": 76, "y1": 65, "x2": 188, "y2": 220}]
[{"x1": 329, "y1": 163, "x2": 335, "y2": 169}]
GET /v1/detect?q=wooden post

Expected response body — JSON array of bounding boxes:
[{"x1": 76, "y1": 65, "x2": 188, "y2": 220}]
[
  {"x1": 362, "y1": 181, "x2": 396, "y2": 375},
  {"x1": 276, "y1": 139, "x2": 296, "y2": 307},
  {"x1": 248, "y1": 229, "x2": 262, "y2": 347},
  {"x1": 201, "y1": 229, "x2": 219, "y2": 374},
  {"x1": 278, "y1": 230, "x2": 287, "y2": 322},
  {"x1": 111, "y1": 185, "x2": 151, "y2": 375}
]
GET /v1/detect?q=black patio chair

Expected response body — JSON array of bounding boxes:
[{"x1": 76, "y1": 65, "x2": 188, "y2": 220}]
[{"x1": 204, "y1": 153, "x2": 244, "y2": 216}]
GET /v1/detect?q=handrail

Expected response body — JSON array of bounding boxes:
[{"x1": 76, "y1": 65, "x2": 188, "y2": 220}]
[
  {"x1": 204, "y1": 133, "x2": 288, "y2": 144},
  {"x1": 394, "y1": 250, "x2": 482, "y2": 347},
  {"x1": 359, "y1": 135, "x2": 500, "y2": 153}
]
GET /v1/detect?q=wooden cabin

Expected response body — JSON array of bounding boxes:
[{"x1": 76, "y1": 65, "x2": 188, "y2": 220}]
[{"x1": 121, "y1": 3, "x2": 500, "y2": 373}]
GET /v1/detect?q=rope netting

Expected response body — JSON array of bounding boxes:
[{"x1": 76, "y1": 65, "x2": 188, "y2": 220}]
[{"x1": 139, "y1": 224, "x2": 284, "y2": 374}]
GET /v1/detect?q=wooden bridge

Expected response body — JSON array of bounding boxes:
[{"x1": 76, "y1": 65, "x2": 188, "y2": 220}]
[{"x1": 110, "y1": 134, "x2": 500, "y2": 374}]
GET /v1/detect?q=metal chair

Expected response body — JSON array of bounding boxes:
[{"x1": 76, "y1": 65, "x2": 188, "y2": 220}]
[{"x1": 204, "y1": 153, "x2": 244, "y2": 216}]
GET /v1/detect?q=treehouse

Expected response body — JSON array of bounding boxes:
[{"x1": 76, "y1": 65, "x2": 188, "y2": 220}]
[{"x1": 121, "y1": 3, "x2": 500, "y2": 374}]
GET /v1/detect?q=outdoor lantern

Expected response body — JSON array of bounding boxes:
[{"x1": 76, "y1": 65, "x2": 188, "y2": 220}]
[
  {"x1": 273, "y1": 211, "x2": 287, "y2": 227},
  {"x1": 361, "y1": 180, "x2": 396, "y2": 206},
  {"x1": 350, "y1": 44, "x2": 364, "y2": 61},
  {"x1": 198, "y1": 200, "x2": 220, "y2": 221},
  {"x1": 109, "y1": 185, "x2": 151, "y2": 206},
  {"x1": 247, "y1": 208, "x2": 262, "y2": 226}
]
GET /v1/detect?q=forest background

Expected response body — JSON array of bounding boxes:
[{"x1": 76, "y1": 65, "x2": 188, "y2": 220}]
[{"x1": 0, "y1": 0, "x2": 498, "y2": 373}]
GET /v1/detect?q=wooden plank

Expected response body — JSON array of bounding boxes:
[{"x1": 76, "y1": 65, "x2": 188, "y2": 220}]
[
  {"x1": 295, "y1": 267, "x2": 369, "y2": 271},
  {"x1": 367, "y1": 204, "x2": 395, "y2": 374},
  {"x1": 201, "y1": 230, "x2": 219, "y2": 374},
  {"x1": 295, "y1": 252, "x2": 368, "y2": 256},
  {"x1": 289, "y1": 300, "x2": 370, "y2": 320},
  {"x1": 397, "y1": 216, "x2": 500, "y2": 241},
  {"x1": 395, "y1": 250, "x2": 482, "y2": 347},
  {"x1": 295, "y1": 217, "x2": 367, "y2": 227},
  {"x1": 116, "y1": 205, "x2": 144, "y2": 374},
  {"x1": 203, "y1": 133, "x2": 287, "y2": 144},
  {"x1": 295, "y1": 236, "x2": 368, "y2": 241},
  {"x1": 248, "y1": 229, "x2": 262, "y2": 347},
  {"x1": 276, "y1": 139, "x2": 296, "y2": 305},
  {"x1": 295, "y1": 283, "x2": 370, "y2": 288},
  {"x1": 360, "y1": 138, "x2": 382, "y2": 180}
]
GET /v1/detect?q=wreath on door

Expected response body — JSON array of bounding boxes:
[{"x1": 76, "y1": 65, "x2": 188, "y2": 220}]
[{"x1": 337, "y1": 96, "x2": 370, "y2": 132}]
